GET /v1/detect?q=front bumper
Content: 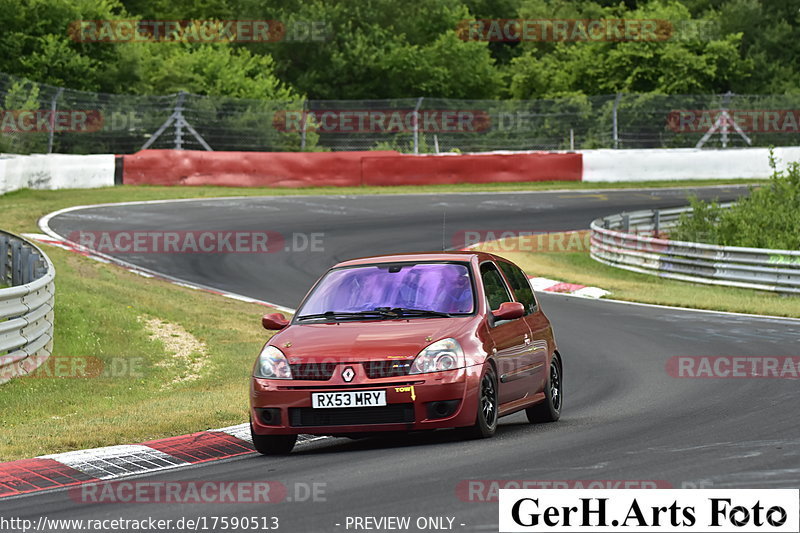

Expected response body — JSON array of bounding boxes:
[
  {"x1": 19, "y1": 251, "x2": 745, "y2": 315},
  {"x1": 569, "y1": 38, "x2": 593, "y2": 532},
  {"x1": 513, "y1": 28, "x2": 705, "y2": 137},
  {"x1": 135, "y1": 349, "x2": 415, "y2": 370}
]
[{"x1": 250, "y1": 364, "x2": 483, "y2": 435}]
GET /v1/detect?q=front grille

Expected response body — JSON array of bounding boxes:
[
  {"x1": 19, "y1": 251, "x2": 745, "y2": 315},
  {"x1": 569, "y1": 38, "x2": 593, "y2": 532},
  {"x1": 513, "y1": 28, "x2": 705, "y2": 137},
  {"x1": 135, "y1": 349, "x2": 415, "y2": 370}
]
[
  {"x1": 290, "y1": 363, "x2": 337, "y2": 380},
  {"x1": 288, "y1": 361, "x2": 413, "y2": 380},
  {"x1": 363, "y1": 360, "x2": 413, "y2": 379},
  {"x1": 289, "y1": 404, "x2": 415, "y2": 427}
]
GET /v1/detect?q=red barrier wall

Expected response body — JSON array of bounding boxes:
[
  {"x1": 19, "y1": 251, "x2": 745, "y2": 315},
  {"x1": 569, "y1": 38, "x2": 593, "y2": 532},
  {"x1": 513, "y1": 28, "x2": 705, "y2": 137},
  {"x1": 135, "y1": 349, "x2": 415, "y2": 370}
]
[
  {"x1": 122, "y1": 150, "x2": 582, "y2": 187},
  {"x1": 361, "y1": 152, "x2": 581, "y2": 186},
  {"x1": 121, "y1": 150, "x2": 397, "y2": 188}
]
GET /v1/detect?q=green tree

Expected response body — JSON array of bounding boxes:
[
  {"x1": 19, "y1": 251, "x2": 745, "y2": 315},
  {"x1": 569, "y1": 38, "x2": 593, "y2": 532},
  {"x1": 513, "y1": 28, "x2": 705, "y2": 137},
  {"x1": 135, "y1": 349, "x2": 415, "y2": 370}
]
[
  {"x1": 508, "y1": 1, "x2": 754, "y2": 98},
  {"x1": 0, "y1": 0, "x2": 126, "y2": 91},
  {"x1": 239, "y1": 0, "x2": 503, "y2": 99},
  {"x1": 131, "y1": 44, "x2": 298, "y2": 99}
]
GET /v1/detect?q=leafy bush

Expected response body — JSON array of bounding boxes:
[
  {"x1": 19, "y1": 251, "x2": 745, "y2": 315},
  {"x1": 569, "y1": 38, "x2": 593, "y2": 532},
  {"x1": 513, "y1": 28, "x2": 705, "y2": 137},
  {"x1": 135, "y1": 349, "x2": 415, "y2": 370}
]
[{"x1": 671, "y1": 153, "x2": 800, "y2": 250}]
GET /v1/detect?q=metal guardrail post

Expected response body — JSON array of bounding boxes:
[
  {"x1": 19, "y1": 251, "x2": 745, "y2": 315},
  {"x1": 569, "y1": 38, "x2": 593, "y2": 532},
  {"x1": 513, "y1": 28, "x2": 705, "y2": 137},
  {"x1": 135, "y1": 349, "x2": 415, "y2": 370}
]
[
  {"x1": 20, "y1": 246, "x2": 31, "y2": 284},
  {"x1": 32, "y1": 252, "x2": 43, "y2": 280},
  {"x1": 0, "y1": 234, "x2": 7, "y2": 282},
  {"x1": 622, "y1": 214, "x2": 630, "y2": 233},
  {"x1": 11, "y1": 240, "x2": 21, "y2": 286},
  {"x1": 653, "y1": 210, "x2": 660, "y2": 236}
]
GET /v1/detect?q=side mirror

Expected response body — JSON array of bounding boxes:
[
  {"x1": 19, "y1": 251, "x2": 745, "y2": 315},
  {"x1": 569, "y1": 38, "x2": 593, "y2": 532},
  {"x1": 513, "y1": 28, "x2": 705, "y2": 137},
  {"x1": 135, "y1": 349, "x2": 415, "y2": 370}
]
[
  {"x1": 262, "y1": 313, "x2": 289, "y2": 330},
  {"x1": 492, "y1": 301, "x2": 525, "y2": 321}
]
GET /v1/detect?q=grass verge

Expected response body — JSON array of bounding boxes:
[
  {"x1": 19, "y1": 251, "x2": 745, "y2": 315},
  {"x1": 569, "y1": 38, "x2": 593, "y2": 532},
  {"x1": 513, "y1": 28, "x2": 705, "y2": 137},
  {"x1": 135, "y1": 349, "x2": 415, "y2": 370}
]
[
  {"x1": 0, "y1": 245, "x2": 278, "y2": 461},
  {"x1": 475, "y1": 234, "x2": 800, "y2": 318}
]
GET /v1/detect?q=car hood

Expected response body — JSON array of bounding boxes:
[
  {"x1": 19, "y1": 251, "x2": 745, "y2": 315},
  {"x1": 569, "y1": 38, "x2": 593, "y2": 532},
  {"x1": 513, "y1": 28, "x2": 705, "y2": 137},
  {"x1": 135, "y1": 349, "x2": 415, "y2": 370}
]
[{"x1": 271, "y1": 317, "x2": 476, "y2": 363}]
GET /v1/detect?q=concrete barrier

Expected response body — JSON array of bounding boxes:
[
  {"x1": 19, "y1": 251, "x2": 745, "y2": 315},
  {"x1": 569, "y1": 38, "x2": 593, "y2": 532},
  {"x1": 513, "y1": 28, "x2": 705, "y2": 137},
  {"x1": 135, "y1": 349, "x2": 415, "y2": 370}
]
[
  {"x1": 582, "y1": 147, "x2": 800, "y2": 182},
  {"x1": 0, "y1": 153, "x2": 115, "y2": 195}
]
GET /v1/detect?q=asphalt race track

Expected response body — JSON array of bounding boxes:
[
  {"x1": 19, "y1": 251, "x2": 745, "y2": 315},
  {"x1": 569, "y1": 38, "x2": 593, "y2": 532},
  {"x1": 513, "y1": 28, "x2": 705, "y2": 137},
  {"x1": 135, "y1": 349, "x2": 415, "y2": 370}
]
[{"x1": 5, "y1": 186, "x2": 800, "y2": 532}]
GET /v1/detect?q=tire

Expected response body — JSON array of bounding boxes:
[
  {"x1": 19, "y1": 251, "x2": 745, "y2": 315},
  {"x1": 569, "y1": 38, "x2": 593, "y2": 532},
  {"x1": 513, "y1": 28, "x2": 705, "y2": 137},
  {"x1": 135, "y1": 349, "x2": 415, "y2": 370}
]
[
  {"x1": 526, "y1": 353, "x2": 562, "y2": 423},
  {"x1": 462, "y1": 365, "x2": 498, "y2": 439},
  {"x1": 250, "y1": 423, "x2": 297, "y2": 455}
]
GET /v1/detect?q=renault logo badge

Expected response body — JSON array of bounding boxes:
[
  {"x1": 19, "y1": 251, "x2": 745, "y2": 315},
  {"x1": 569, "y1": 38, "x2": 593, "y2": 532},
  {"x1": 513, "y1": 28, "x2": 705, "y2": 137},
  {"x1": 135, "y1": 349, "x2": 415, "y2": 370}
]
[{"x1": 341, "y1": 366, "x2": 355, "y2": 382}]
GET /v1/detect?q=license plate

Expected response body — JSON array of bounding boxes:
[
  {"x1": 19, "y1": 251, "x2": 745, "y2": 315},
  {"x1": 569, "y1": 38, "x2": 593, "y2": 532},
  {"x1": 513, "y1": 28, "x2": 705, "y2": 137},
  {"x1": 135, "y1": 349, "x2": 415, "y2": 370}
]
[{"x1": 312, "y1": 390, "x2": 386, "y2": 409}]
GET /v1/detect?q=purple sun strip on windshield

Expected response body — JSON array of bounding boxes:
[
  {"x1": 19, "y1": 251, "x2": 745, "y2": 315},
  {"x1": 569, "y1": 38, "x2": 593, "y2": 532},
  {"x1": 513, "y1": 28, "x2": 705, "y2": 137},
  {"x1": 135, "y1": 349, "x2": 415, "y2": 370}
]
[{"x1": 300, "y1": 263, "x2": 474, "y2": 315}]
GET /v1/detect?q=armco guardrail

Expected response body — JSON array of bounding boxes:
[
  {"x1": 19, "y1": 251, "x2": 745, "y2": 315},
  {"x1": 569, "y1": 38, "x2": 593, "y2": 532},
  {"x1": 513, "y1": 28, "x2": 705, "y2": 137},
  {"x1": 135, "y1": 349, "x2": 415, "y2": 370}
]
[
  {"x1": 0, "y1": 231, "x2": 55, "y2": 384},
  {"x1": 590, "y1": 204, "x2": 800, "y2": 294}
]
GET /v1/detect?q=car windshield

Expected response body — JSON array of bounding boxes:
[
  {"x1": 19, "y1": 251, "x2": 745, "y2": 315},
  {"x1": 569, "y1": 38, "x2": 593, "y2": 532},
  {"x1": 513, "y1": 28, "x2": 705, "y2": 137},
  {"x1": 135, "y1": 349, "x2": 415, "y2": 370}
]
[{"x1": 298, "y1": 262, "x2": 474, "y2": 317}]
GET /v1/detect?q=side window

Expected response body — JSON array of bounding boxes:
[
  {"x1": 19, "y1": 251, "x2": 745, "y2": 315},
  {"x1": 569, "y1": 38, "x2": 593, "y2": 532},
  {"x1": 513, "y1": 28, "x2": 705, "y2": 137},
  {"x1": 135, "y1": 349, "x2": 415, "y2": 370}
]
[
  {"x1": 480, "y1": 263, "x2": 512, "y2": 311},
  {"x1": 498, "y1": 261, "x2": 538, "y2": 314}
]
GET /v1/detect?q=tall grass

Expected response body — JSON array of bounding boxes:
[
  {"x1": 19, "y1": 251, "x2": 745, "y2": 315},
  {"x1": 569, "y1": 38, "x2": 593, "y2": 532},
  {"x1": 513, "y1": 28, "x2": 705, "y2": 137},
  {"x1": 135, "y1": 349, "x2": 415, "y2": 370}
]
[{"x1": 672, "y1": 153, "x2": 800, "y2": 250}]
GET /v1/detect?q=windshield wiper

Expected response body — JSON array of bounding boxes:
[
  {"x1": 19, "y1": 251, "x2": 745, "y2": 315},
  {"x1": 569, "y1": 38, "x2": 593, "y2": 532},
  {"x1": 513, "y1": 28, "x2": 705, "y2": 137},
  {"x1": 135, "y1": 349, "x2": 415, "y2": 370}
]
[
  {"x1": 297, "y1": 308, "x2": 451, "y2": 321},
  {"x1": 375, "y1": 307, "x2": 451, "y2": 318},
  {"x1": 296, "y1": 310, "x2": 395, "y2": 321}
]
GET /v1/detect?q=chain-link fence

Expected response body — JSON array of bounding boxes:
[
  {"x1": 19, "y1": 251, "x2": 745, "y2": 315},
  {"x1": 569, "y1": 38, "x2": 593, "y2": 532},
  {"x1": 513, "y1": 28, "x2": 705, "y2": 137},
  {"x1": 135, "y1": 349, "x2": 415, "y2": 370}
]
[{"x1": 2, "y1": 71, "x2": 799, "y2": 154}]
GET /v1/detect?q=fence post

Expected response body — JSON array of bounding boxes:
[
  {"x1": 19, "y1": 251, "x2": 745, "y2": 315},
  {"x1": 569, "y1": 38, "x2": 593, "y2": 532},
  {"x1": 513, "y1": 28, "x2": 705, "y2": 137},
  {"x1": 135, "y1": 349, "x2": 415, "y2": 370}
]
[
  {"x1": 413, "y1": 97, "x2": 424, "y2": 154},
  {"x1": 174, "y1": 91, "x2": 186, "y2": 150},
  {"x1": 142, "y1": 91, "x2": 211, "y2": 151},
  {"x1": 47, "y1": 88, "x2": 64, "y2": 154},
  {"x1": 300, "y1": 100, "x2": 308, "y2": 151},
  {"x1": 721, "y1": 91, "x2": 732, "y2": 148},
  {"x1": 612, "y1": 93, "x2": 623, "y2": 149},
  {"x1": 622, "y1": 214, "x2": 630, "y2": 233}
]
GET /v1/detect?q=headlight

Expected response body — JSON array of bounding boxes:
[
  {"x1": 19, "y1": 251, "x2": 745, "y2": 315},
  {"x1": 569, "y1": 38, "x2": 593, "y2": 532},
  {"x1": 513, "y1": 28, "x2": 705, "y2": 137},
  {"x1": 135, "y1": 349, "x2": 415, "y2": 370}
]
[
  {"x1": 254, "y1": 345, "x2": 293, "y2": 379},
  {"x1": 409, "y1": 338, "x2": 465, "y2": 374}
]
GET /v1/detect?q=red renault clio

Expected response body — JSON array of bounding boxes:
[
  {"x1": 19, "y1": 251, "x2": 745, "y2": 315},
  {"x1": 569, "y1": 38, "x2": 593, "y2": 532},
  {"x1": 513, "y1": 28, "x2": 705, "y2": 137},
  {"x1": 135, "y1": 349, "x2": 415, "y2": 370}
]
[{"x1": 250, "y1": 251, "x2": 562, "y2": 454}]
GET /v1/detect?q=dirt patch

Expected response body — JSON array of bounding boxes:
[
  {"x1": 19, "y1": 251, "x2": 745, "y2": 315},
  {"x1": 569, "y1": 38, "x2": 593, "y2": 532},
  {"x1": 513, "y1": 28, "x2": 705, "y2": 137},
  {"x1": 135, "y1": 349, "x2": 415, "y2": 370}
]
[{"x1": 140, "y1": 316, "x2": 209, "y2": 388}]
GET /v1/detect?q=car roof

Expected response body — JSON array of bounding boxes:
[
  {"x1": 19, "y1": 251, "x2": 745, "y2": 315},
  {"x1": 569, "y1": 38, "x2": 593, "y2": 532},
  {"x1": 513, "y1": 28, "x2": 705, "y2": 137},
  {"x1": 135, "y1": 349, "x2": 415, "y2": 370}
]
[{"x1": 333, "y1": 251, "x2": 504, "y2": 268}]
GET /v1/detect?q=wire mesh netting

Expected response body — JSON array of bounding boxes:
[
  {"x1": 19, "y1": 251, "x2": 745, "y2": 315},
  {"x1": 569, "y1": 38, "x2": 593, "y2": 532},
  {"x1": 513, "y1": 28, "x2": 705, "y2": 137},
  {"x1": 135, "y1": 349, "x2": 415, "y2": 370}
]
[{"x1": 2, "y1": 72, "x2": 799, "y2": 154}]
